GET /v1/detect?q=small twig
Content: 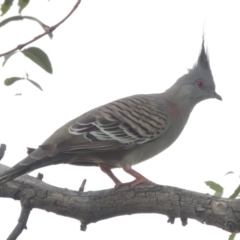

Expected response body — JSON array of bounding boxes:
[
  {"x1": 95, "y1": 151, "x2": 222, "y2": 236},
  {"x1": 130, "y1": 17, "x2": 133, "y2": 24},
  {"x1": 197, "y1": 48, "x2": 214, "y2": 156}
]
[
  {"x1": 7, "y1": 200, "x2": 32, "y2": 240},
  {"x1": 37, "y1": 173, "x2": 44, "y2": 181},
  {"x1": 0, "y1": 0, "x2": 82, "y2": 57},
  {"x1": 79, "y1": 179, "x2": 87, "y2": 192},
  {"x1": 0, "y1": 144, "x2": 7, "y2": 161}
]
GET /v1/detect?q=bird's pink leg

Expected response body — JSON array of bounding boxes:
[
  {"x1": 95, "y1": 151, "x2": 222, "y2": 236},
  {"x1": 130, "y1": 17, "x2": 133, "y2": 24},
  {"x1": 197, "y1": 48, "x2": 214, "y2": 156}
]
[
  {"x1": 123, "y1": 167, "x2": 155, "y2": 188},
  {"x1": 99, "y1": 164, "x2": 122, "y2": 188}
]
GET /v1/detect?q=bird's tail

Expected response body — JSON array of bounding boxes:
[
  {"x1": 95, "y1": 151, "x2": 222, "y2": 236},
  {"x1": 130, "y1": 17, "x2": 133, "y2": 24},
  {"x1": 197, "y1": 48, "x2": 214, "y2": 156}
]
[
  {"x1": 0, "y1": 149, "x2": 65, "y2": 185},
  {"x1": 0, "y1": 157, "x2": 33, "y2": 184}
]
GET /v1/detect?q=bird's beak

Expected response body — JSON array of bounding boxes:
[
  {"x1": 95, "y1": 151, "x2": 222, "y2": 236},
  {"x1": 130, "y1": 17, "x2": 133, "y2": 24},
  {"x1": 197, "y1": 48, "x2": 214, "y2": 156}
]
[{"x1": 211, "y1": 91, "x2": 222, "y2": 101}]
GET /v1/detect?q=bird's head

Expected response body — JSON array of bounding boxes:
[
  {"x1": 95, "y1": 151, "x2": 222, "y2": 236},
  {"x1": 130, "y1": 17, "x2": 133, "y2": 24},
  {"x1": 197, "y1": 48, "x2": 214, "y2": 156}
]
[{"x1": 170, "y1": 39, "x2": 222, "y2": 106}]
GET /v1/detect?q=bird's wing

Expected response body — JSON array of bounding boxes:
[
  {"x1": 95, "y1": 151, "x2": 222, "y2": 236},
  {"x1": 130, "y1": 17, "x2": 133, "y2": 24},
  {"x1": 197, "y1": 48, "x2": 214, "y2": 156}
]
[{"x1": 40, "y1": 94, "x2": 169, "y2": 153}]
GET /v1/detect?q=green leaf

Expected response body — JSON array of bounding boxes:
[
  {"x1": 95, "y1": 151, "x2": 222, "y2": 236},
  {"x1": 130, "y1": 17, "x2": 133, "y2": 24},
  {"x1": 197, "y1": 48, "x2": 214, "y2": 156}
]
[
  {"x1": 27, "y1": 78, "x2": 43, "y2": 91},
  {"x1": 4, "y1": 77, "x2": 24, "y2": 86},
  {"x1": 2, "y1": 51, "x2": 18, "y2": 67},
  {"x1": 229, "y1": 185, "x2": 240, "y2": 199},
  {"x1": 229, "y1": 233, "x2": 236, "y2": 240},
  {"x1": 0, "y1": 16, "x2": 23, "y2": 27},
  {"x1": 0, "y1": 16, "x2": 53, "y2": 39},
  {"x1": 4, "y1": 76, "x2": 43, "y2": 91},
  {"x1": 205, "y1": 181, "x2": 224, "y2": 197},
  {"x1": 22, "y1": 47, "x2": 53, "y2": 74},
  {"x1": 1, "y1": 0, "x2": 14, "y2": 16},
  {"x1": 18, "y1": 0, "x2": 30, "y2": 13},
  {"x1": 24, "y1": 16, "x2": 53, "y2": 38},
  {"x1": 225, "y1": 171, "x2": 234, "y2": 176}
]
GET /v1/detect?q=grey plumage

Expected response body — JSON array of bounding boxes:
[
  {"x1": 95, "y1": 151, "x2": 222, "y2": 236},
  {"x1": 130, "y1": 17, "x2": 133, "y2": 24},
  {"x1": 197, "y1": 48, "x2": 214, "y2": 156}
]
[{"x1": 0, "y1": 39, "x2": 221, "y2": 187}]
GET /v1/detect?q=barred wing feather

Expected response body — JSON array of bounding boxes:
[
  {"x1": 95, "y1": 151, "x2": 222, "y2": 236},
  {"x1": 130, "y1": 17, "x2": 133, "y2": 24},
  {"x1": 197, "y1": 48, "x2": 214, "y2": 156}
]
[{"x1": 68, "y1": 95, "x2": 169, "y2": 149}]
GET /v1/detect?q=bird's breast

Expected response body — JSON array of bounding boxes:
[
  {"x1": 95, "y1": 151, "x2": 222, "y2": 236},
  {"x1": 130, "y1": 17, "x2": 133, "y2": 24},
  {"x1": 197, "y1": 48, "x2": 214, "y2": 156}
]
[{"x1": 120, "y1": 101, "x2": 191, "y2": 168}]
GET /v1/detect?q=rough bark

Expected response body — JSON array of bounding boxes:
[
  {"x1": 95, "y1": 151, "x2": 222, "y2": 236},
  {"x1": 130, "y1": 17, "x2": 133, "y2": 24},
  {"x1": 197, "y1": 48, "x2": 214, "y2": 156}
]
[{"x1": 1, "y1": 163, "x2": 240, "y2": 238}]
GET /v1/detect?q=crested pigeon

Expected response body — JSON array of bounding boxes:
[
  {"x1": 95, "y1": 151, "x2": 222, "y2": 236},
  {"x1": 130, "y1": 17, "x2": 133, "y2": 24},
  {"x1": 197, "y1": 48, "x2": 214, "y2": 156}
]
[{"x1": 0, "y1": 40, "x2": 221, "y2": 188}]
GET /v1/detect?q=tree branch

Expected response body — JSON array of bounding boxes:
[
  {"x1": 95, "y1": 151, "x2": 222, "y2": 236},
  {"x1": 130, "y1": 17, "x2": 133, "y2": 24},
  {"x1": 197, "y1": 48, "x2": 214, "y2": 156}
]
[
  {"x1": 7, "y1": 199, "x2": 32, "y2": 240},
  {"x1": 0, "y1": 0, "x2": 82, "y2": 57},
  {"x1": 1, "y1": 163, "x2": 240, "y2": 239}
]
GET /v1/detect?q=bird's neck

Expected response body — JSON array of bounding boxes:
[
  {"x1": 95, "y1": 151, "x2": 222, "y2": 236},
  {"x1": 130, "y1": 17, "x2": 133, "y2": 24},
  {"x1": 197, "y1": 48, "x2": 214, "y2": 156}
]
[{"x1": 161, "y1": 86, "x2": 196, "y2": 114}]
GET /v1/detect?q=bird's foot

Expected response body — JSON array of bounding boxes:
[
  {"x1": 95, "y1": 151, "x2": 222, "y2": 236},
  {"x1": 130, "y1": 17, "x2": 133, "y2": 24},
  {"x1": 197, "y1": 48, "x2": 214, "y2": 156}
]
[
  {"x1": 129, "y1": 177, "x2": 155, "y2": 188},
  {"x1": 114, "y1": 181, "x2": 123, "y2": 188},
  {"x1": 121, "y1": 167, "x2": 156, "y2": 188},
  {"x1": 115, "y1": 177, "x2": 155, "y2": 188}
]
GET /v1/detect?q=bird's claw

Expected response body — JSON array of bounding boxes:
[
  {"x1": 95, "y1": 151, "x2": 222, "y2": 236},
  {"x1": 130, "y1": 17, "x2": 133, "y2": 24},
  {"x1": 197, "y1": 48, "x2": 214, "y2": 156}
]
[{"x1": 115, "y1": 178, "x2": 155, "y2": 189}]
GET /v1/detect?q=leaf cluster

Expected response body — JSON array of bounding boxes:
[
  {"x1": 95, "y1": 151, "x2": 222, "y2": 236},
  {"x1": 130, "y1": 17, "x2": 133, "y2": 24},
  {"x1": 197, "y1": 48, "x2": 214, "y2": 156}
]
[{"x1": 0, "y1": 0, "x2": 53, "y2": 92}]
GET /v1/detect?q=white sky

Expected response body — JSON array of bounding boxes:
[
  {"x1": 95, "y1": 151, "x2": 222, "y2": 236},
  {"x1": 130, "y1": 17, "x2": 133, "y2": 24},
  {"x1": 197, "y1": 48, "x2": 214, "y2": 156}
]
[{"x1": 0, "y1": 0, "x2": 240, "y2": 239}]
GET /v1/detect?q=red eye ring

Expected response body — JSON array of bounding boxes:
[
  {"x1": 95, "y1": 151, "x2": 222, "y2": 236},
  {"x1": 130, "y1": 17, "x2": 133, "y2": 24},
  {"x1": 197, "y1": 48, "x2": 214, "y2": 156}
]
[{"x1": 195, "y1": 80, "x2": 204, "y2": 89}]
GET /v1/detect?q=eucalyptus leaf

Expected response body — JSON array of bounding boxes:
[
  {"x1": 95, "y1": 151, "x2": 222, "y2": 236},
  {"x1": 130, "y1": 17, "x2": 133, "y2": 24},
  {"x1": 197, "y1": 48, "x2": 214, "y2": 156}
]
[
  {"x1": 228, "y1": 233, "x2": 236, "y2": 240},
  {"x1": 24, "y1": 16, "x2": 53, "y2": 38},
  {"x1": 2, "y1": 51, "x2": 18, "y2": 67},
  {"x1": 0, "y1": 15, "x2": 53, "y2": 38},
  {"x1": 27, "y1": 78, "x2": 43, "y2": 91},
  {"x1": 1, "y1": 0, "x2": 14, "y2": 16},
  {"x1": 4, "y1": 77, "x2": 24, "y2": 86},
  {"x1": 18, "y1": 0, "x2": 30, "y2": 13},
  {"x1": 205, "y1": 181, "x2": 224, "y2": 197},
  {"x1": 0, "y1": 16, "x2": 23, "y2": 27},
  {"x1": 229, "y1": 185, "x2": 240, "y2": 199},
  {"x1": 22, "y1": 47, "x2": 53, "y2": 74}
]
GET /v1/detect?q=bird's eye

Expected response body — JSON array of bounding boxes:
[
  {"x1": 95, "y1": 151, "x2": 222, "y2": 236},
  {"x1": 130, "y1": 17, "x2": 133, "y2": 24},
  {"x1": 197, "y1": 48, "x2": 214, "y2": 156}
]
[{"x1": 194, "y1": 80, "x2": 204, "y2": 89}]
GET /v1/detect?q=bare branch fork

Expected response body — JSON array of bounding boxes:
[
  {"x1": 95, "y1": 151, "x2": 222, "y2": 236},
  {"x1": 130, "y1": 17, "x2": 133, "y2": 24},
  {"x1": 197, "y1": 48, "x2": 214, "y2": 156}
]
[
  {"x1": 0, "y1": 0, "x2": 82, "y2": 57},
  {"x1": 7, "y1": 199, "x2": 32, "y2": 240},
  {"x1": 1, "y1": 163, "x2": 240, "y2": 240}
]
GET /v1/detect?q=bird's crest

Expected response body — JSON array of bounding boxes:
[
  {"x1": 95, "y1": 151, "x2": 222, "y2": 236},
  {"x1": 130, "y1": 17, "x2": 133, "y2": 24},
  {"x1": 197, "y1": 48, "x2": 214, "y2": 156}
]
[{"x1": 197, "y1": 37, "x2": 210, "y2": 70}]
